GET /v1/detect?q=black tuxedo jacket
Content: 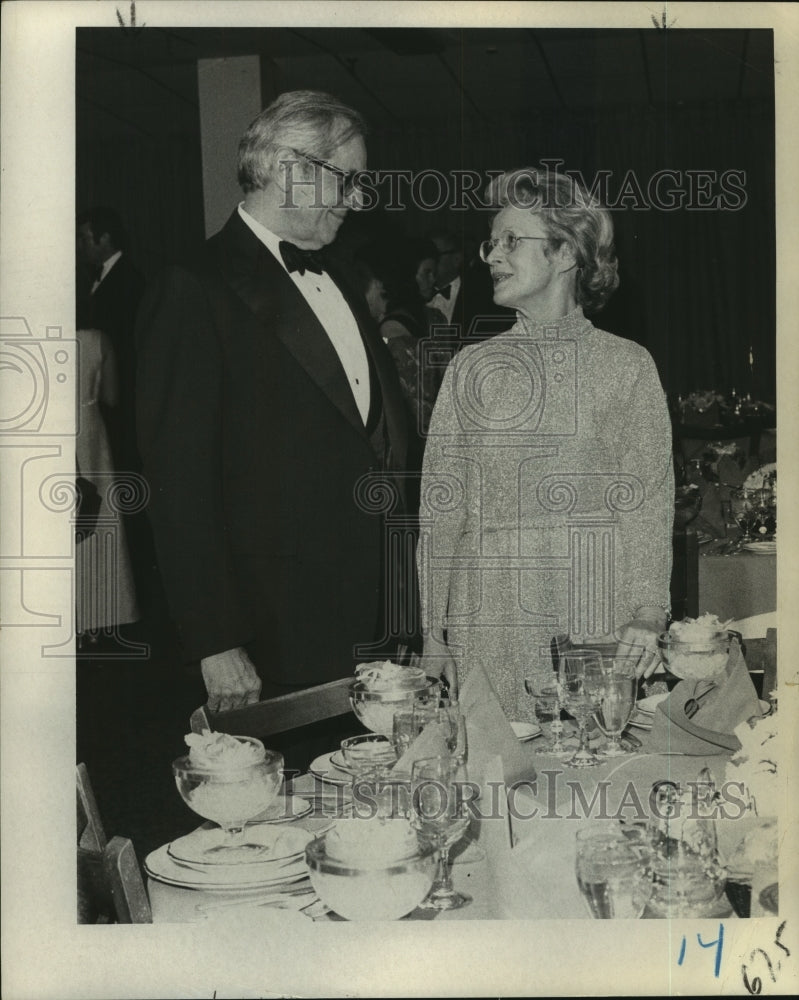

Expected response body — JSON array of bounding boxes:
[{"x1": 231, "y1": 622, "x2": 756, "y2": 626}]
[{"x1": 136, "y1": 212, "x2": 411, "y2": 684}]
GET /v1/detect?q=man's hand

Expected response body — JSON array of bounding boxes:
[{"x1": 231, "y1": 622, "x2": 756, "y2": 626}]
[{"x1": 200, "y1": 647, "x2": 262, "y2": 712}]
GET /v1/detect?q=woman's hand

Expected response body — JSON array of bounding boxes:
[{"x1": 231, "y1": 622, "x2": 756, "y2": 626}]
[
  {"x1": 616, "y1": 613, "x2": 665, "y2": 679},
  {"x1": 420, "y1": 631, "x2": 460, "y2": 702}
]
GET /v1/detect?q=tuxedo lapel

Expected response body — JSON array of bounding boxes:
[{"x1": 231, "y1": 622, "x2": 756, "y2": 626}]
[
  {"x1": 327, "y1": 256, "x2": 408, "y2": 471},
  {"x1": 210, "y1": 214, "x2": 365, "y2": 435}
]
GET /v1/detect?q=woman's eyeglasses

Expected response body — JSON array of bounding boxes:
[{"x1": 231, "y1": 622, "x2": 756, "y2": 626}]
[
  {"x1": 479, "y1": 234, "x2": 548, "y2": 261},
  {"x1": 291, "y1": 149, "x2": 360, "y2": 197}
]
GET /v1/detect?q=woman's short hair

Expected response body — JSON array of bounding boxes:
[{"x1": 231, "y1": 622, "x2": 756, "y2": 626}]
[
  {"x1": 485, "y1": 167, "x2": 619, "y2": 312},
  {"x1": 238, "y1": 90, "x2": 367, "y2": 193}
]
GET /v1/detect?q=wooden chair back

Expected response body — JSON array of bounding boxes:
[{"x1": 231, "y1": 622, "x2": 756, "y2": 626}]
[
  {"x1": 670, "y1": 527, "x2": 699, "y2": 621},
  {"x1": 741, "y1": 627, "x2": 777, "y2": 699},
  {"x1": 76, "y1": 764, "x2": 152, "y2": 924},
  {"x1": 190, "y1": 676, "x2": 354, "y2": 739}
]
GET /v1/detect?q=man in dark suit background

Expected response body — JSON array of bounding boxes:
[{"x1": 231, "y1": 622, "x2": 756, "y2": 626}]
[
  {"x1": 428, "y1": 227, "x2": 514, "y2": 351},
  {"x1": 77, "y1": 207, "x2": 145, "y2": 473},
  {"x1": 136, "y1": 91, "x2": 412, "y2": 734}
]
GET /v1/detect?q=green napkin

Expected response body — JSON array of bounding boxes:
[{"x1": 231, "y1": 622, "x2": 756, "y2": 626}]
[{"x1": 649, "y1": 641, "x2": 763, "y2": 755}]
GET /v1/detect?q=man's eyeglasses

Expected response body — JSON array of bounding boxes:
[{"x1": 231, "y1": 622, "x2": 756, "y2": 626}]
[
  {"x1": 479, "y1": 233, "x2": 548, "y2": 261},
  {"x1": 291, "y1": 149, "x2": 360, "y2": 197}
]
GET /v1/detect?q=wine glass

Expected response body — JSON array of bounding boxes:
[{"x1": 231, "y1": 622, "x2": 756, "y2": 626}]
[
  {"x1": 594, "y1": 657, "x2": 638, "y2": 756},
  {"x1": 575, "y1": 825, "x2": 652, "y2": 919},
  {"x1": 560, "y1": 649, "x2": 604, "y2": 767},
  {"x1": 172, "y1": 739, "x2": 283, "y2": 858},
  {"x1": 410, "y1": 755, "x2": 472, "y2": 910},
  {"x1": 524, "y1": 676, "x2": 567, "y2": 754}
]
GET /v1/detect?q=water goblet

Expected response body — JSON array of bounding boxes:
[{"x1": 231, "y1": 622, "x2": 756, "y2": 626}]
[
  {"x1": 560, "y1": 649, "x2": 604, "y2": 767},
  {"x1": 646, "y1": 772, "x2": 728, "y2": 917},
  {"x1": 575, "y1": 825, "x2": 652, "y2": 919},
  {"x1": 524, "y1": 677, "x2": 567, "y2": 754},
  {"x1": 410, "y1": 755, "x2": 472, "y2": 910},
  {"x1": 594, "y1": 657, "x2": 639, "y2": 757}
]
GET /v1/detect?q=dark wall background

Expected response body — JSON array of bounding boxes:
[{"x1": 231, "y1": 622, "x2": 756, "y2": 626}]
[{"x1": 76, "y1": 26, "x2": 775, "y2": 403}]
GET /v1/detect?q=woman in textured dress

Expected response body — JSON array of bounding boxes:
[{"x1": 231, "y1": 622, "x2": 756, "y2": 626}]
[
  {"x1": 418, "y1": 168, "x2": 674, "y2": 719},
  {"x1": 76, "y1": 326, "x2": 139, "y2": 640}
]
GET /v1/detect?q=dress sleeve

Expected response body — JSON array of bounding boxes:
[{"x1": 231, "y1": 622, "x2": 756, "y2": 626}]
[
  {"x1": 417, "y1": 357, "x2": 469, "y2": 639},
  {"x1": 615, "y1": 348, "x2": 675, "y2": 622}
]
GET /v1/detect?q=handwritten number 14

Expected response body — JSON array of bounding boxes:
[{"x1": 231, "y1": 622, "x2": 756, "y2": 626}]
[{"x1": 677, "y1": 924, "x2": 724, "y2": 977}]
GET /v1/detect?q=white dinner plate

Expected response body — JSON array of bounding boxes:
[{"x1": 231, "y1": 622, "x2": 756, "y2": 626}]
[
  {"x1": 510, "y1": 721, "x2": 542, "y2": 742},
  {"x1": 250, "y1": 795, "x2": 312, "y2": 824},
  {"x1": 742, "y1": 540, "x2": 776, "y2": 555},
  {"x1": 309, "y1": 752, "x2": 412, "y2": 786},
  {"x1": 168, "y1": 823, "x2": 312, "y2": 867},
  {"x1": 145, "y1": 844, "x2": 309, "y2": 890},
  {"x1": 309, "y1": 752, "x2": 355, "y2": 786}
]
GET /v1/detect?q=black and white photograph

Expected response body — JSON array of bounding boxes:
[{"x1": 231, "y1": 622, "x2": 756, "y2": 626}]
[{"x1": 1, "y1": 2, "x2": 798, "y2": 997}]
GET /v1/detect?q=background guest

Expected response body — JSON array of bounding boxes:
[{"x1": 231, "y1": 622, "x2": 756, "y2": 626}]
[
  {"x1": 75, "y1": 323, "x2": 140, "y2": 643},
  {"x1": 77, "y1": 207, "x2": 145, "y2": 473},
  {"x1": 428, "y1": 226, "x2": 514, "y2": 352},
  {"x1": 420, "y1": 168, "x2": 674, "y2": 718}
]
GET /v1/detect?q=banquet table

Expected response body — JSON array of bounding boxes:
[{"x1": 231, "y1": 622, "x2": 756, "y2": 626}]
[
  {"x1": 148, "y1": 723, "x2": 773, "y2": 924},
  {"x1": 698, "y1": 549, "x2": 776, "y2": 621}
]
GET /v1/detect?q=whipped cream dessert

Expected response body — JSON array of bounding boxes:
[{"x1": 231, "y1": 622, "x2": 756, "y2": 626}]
[
  {"x1": 663, "y1": 614, "x2": 729, "y2": 680},
  {"x1": 178, "y1": 731, "x2": 280, "y2": 824},
  {"x1": 184, "y1": 730, "x2": 265, "y2": 769},
  {"x1": 325, "y1": 818, "x2": 419, "y2": 867},
  {"x1": 355, "y1": 660, "x2": 428, "y2": 691}
]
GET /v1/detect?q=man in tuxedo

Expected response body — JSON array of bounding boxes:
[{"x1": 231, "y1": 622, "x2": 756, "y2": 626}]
[
  {"x1": 136, "y1": 91, "x2": 412, "y2": 726},
  {"x1": 428, "y1": 227, "x2": 514, "y2": 351},
  {"x1": 77, "y1": 207, "x2": 145, "y2": 473}
]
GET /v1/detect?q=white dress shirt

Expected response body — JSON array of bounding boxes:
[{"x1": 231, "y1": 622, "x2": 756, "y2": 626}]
[
  {"x1": 238, "y1": 205, "x2": 371, "y2": 424},
  {"x1": 429, "y1": 274, "x2": 461, "y2": 325},
  {"x1": 91, "y1": 250, "x2": 122, "y2": 294}
]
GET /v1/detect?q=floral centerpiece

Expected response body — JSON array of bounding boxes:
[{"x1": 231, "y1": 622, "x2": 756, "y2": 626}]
[
  {"x1": 730, "y1": 464, "x2": 776, "y2": 540},
  {"x1": 725, "y1": 707, "x2": 779, "y2": 819},
  {"x1": 718, "y1": 707, "x2": 779, "y2": 914}
]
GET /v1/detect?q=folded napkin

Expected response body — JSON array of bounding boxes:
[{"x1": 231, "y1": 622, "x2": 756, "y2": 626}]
[
  {"x1": 648, "y1": 640, "x2": 763, "y2": 755},
  {"x1": 393, "y1": 720, "x2": 451, "y2": 774},
  {"x1": 459, "y1": 660, "x2": 537, "y2": 784},
  {"x1": 473, "y1": 756, "x2": 586, "y2": 919}
]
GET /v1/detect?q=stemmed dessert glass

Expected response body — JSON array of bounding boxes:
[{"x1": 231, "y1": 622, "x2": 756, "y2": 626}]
[
  {"x1": 594, "y1": 657, "x2": 639, "y2": 756},
  {"x1": 410, "y1": 755, "x2": 472, "y2": 910},
  {"x1": 560, "y1": 649, "x2": 604, "y2": 767},
  {"x1": 172, "y1": 739, "x2": 284, "y2": 857}
]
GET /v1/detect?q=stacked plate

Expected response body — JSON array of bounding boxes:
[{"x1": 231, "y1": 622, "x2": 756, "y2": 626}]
[
  {"x1": 510, "y1": 721, "x2": 542, "y2": 743},
  {"x1": 628, "y1": 692, "x2": 668, "y2": 731},
  {"x1": 309, "y1": 751, "x2": 412, "y2": 786},
  {"x1": 145, "y1": 822, "x2": 314, "y2": 891}
]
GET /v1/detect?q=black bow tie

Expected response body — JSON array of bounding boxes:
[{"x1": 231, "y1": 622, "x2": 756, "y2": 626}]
[
  {"x1": 279, "y1": 240, "x2": 326, "y2": 276},
  {"x1": 435, "y1": 284, "x2": 451, "y2": 300}
]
